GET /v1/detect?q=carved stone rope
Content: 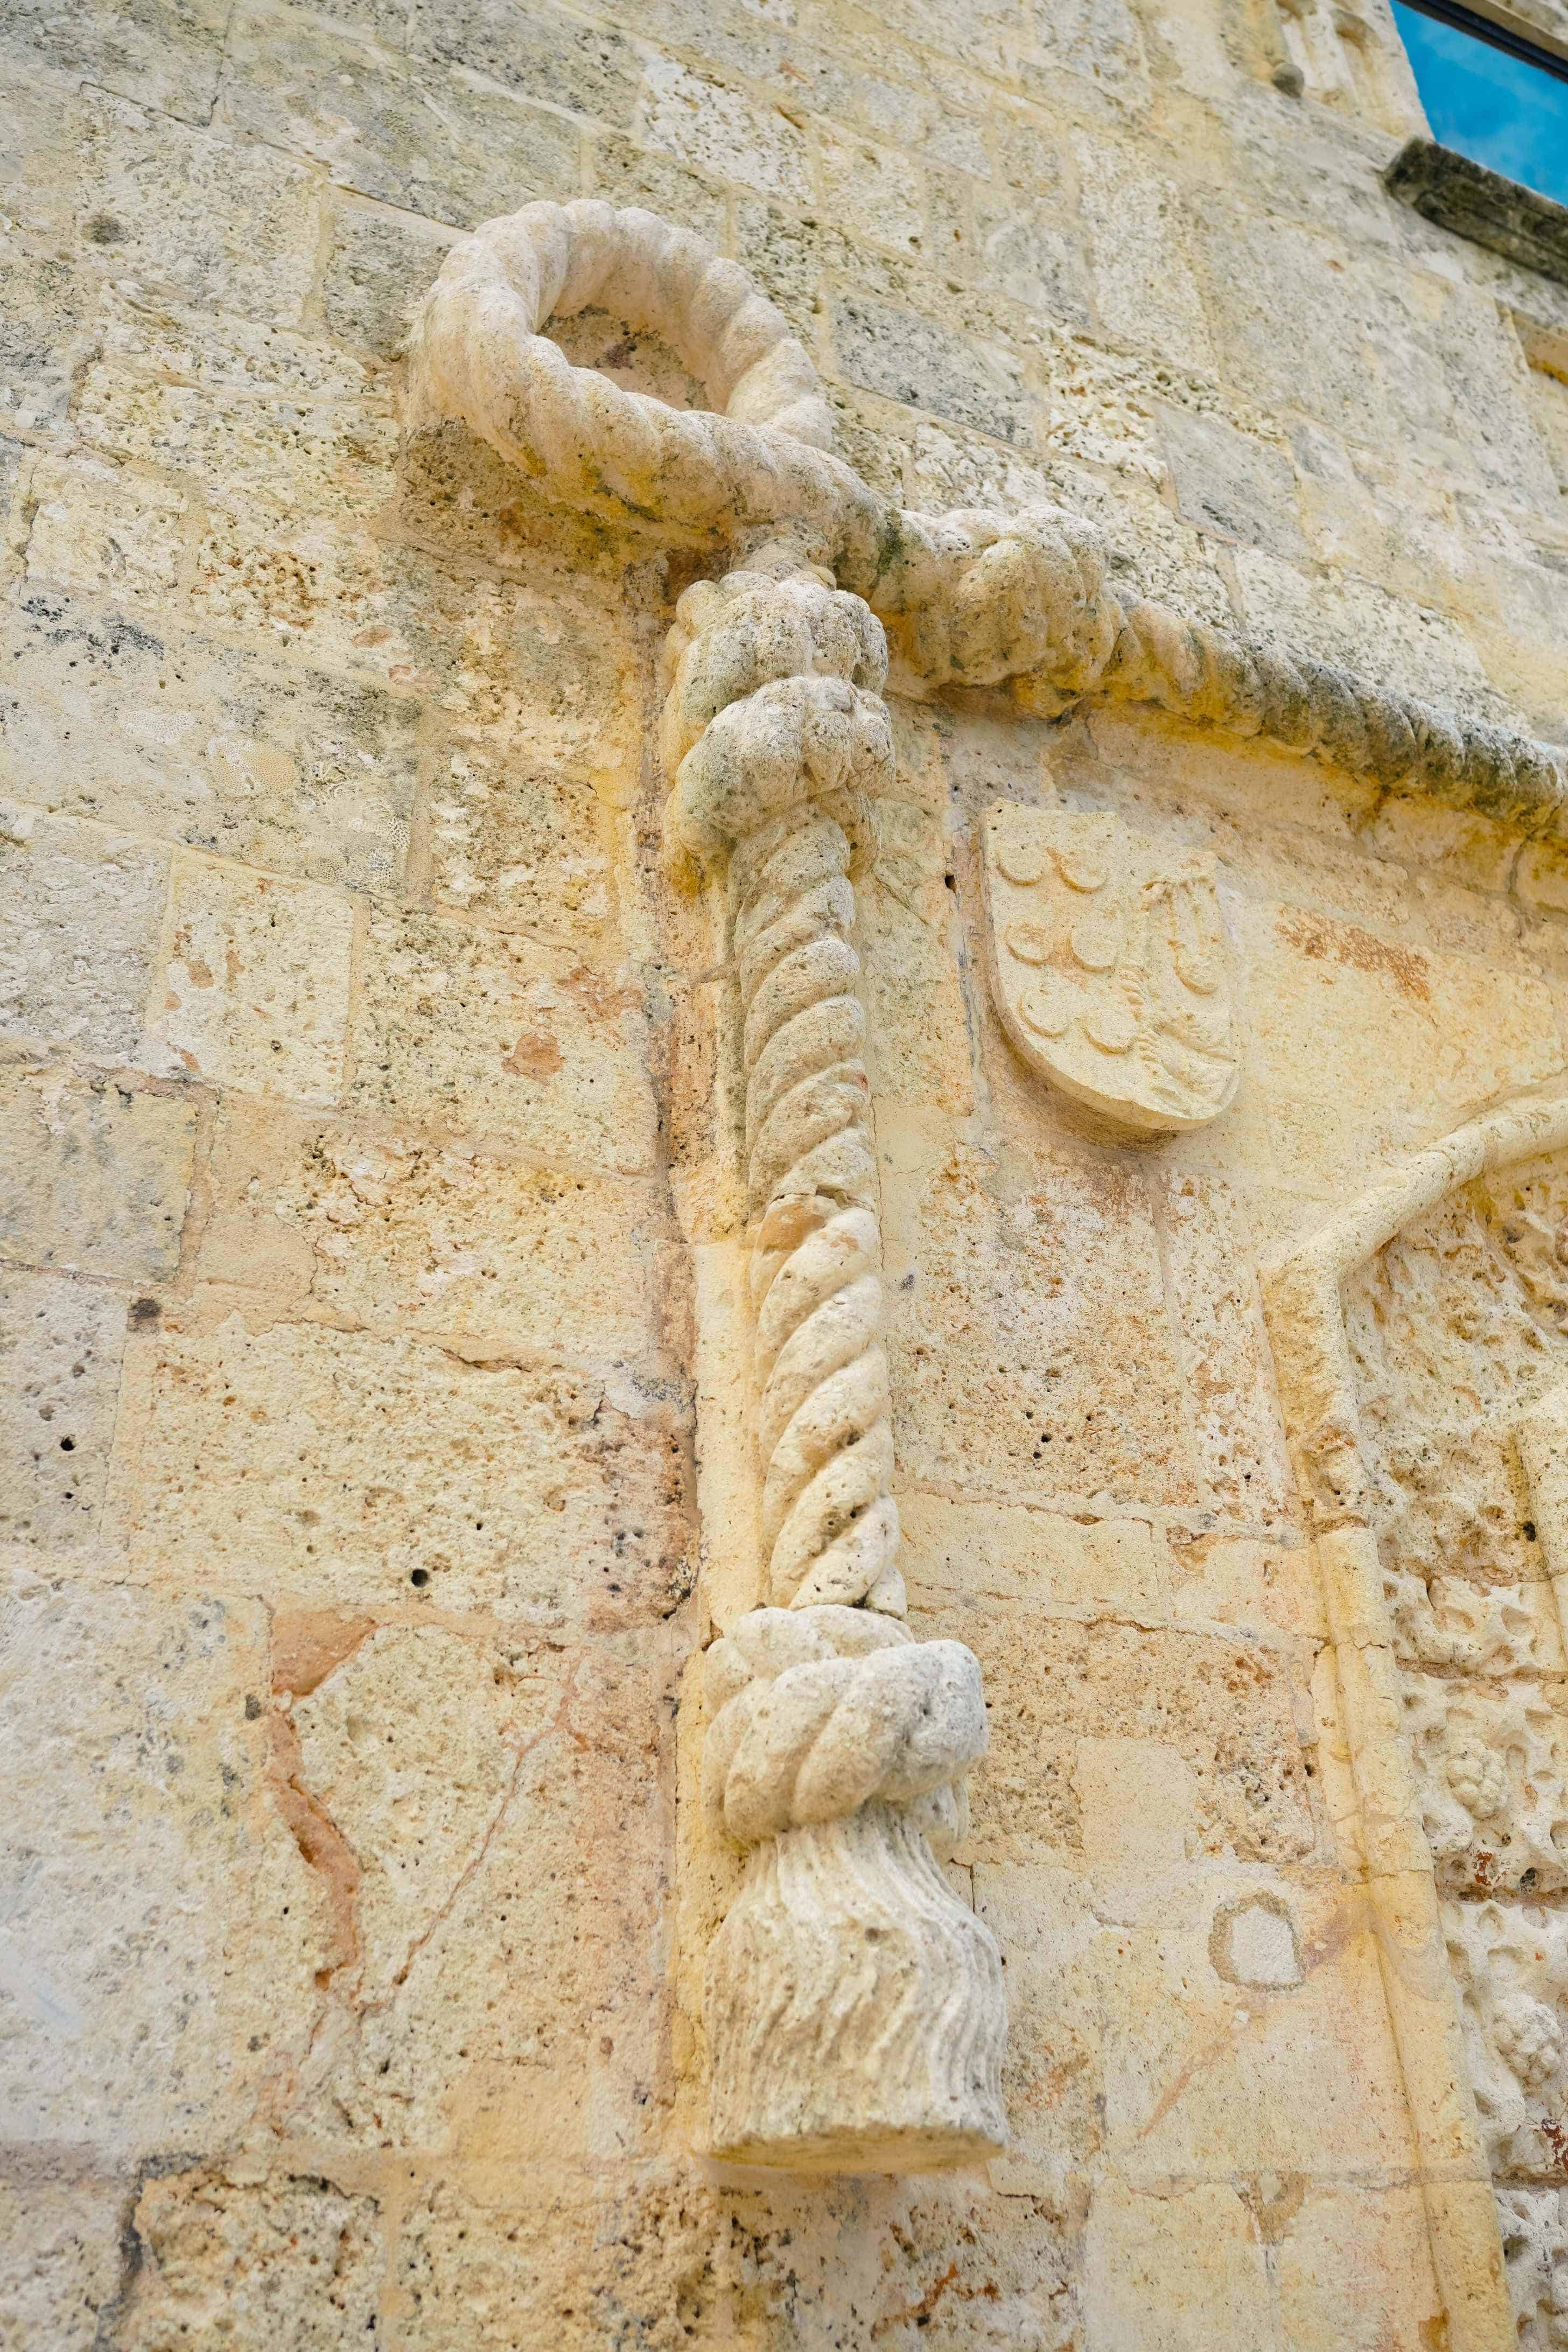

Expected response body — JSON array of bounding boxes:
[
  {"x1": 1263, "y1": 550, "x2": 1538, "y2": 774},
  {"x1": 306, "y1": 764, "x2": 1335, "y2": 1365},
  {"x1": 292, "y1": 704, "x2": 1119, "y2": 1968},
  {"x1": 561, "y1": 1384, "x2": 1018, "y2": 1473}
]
[
  {"x1": 663, "y1": 554, "x2": 1006, "y2": 2165},
  {"x1": 409, "y1": 198, "x2": 1566, "y2": 831},
  {"x1": 664, "y1": 564, "x2": 902, "y2": 1618}
]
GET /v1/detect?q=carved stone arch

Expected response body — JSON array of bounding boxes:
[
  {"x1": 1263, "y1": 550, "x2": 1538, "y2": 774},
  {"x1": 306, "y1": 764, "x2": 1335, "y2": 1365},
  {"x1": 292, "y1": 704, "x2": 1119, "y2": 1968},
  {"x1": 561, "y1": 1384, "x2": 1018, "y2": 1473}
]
[{"x1": 1264, "y1": 1085, "x2": 1568, "y2": 2352}]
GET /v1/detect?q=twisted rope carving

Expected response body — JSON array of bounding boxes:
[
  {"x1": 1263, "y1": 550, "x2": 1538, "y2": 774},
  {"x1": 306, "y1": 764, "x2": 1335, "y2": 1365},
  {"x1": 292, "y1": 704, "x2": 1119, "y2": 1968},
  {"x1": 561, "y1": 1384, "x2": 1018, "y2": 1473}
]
[
  {"x1": 411, "y1": 200, "x2": 1565, "y2": 829},
  {"x1": 703, "y1": 1606, "x2": 984, "y2": 1846},
  {"x1": 664, "y1": 563, "x2": 906, "y2": 1618}
]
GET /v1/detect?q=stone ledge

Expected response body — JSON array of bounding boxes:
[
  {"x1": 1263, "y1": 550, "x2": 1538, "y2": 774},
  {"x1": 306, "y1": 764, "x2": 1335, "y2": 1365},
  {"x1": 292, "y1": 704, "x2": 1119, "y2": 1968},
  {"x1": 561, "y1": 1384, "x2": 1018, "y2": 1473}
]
[{"x1": 1385, "y1": 137, "x2": 1568, "y2": 288}]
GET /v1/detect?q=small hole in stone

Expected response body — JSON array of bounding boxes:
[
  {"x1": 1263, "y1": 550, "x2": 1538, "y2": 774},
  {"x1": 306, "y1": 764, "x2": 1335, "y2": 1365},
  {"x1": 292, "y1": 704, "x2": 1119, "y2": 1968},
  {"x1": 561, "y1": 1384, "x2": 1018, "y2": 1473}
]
[
  {"x1": 410, "y1": 1568, "x2": 430, "y2": 1587},
  {"x1": 59, "y1": 1436, "x2": 75, "y2": 1451}
]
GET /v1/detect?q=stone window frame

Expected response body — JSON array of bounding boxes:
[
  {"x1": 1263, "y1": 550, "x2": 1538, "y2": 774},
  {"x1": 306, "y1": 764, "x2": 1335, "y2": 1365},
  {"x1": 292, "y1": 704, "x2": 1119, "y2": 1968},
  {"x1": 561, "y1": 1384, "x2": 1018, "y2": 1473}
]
[{"x1": 1263, "y1": 1081, "x2": 1568, "y2": 2349}]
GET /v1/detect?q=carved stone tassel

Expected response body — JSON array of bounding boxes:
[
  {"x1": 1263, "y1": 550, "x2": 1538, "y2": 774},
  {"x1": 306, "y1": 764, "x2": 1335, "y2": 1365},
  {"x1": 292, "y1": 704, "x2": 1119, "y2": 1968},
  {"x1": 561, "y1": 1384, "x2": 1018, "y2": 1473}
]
[{"x1": 663, "y1": 547, "x2": 1007, "y2": 2171}]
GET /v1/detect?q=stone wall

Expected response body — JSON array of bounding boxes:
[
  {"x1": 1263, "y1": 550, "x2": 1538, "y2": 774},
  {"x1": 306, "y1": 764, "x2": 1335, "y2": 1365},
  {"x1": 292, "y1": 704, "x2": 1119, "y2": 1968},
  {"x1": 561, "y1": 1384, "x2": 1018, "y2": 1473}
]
[{"x1": 2, "y1": 0, "x2": 1567, "y2": 2346}]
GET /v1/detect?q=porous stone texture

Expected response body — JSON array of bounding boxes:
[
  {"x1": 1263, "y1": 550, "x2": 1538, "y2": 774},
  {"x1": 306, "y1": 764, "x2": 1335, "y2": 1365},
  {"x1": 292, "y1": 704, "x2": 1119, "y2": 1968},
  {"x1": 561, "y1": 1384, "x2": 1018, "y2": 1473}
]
[{"x1": 2, "y1": 0, "x2": 1565, "y2": 2343}]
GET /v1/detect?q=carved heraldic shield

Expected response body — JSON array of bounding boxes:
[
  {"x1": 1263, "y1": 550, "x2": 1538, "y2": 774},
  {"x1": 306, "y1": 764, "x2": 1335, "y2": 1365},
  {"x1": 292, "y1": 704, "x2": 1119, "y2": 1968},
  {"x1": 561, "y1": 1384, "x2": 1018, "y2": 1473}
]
[{"x1": 982, "y1": 800, "x2": 1240, "y2": 1135}]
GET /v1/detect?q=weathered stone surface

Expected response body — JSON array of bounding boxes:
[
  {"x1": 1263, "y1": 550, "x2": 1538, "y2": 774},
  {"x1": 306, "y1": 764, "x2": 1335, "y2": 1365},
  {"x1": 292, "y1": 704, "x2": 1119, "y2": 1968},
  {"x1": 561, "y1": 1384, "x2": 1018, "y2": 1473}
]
[
  {"x1": 0, "y1": 1058, "x2": 196, "y2": 1281},
  {"x1": 1, "y1": 595, "x2": 418, "y2": 888},
  {"x1": 0, "y1": 2168, "x2": 124, "y2": 2351},
  {"x1": 886, "y1": 1136, "x2": 1199, "y2": 1508},
  {"x1": 198, "y1": 1095, "x2": 663, "y2": 1361},
  {"x1": 0, "y1": 815, "x2": 167, "y2": 1063},
  {"x1": 5, "y1": 0, "x2": 1568, "y2": 2336},
  {"x1": 0, "y1": 1572, "x2": 323, "y2": 2157},
  {"x1": 120, "y1": 2165, "x2": 381, "y2": 2349},
  {"x1": 222, "y1": 1, "x2": 582, "y2": 227},
  {"x1": 349, "y1": 915, "x2": 656, "y2": 1170},
  {"x1": 1387, "y1": 138, "x2": 1568, "y2": 290},
  {"x1": 0, "y1": 1271, "x2": 126, "y2": 1544},
  {"x1": 146, "y1": 859, "x2": 355, "y2": 1104},
  {"x1": 126, "y1": 1314, "x2": 691, "y2": 1623}
]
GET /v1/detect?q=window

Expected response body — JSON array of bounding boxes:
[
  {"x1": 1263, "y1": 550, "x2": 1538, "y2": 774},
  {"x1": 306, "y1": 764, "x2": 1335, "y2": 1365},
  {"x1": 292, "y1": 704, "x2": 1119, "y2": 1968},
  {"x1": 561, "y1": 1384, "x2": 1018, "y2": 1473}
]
[{"x1": 1390, "y1": 0, "x2": 1568, "y2": 205}]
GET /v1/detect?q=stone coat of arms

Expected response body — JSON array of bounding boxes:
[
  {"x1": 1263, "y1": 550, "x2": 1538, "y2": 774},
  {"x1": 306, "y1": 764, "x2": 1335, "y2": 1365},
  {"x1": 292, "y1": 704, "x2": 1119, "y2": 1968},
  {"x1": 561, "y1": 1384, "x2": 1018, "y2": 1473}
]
[{"x1": 981, "y1": 800, "x2": 1240, "y2": 1135}]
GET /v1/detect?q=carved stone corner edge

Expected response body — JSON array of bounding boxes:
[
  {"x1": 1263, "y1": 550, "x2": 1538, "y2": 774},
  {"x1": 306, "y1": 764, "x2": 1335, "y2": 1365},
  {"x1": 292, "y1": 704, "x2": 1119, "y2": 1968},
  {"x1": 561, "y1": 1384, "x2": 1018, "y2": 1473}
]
[{"x1": 1259, "y1": 1083, "x2": 1568, "y2": 2352}]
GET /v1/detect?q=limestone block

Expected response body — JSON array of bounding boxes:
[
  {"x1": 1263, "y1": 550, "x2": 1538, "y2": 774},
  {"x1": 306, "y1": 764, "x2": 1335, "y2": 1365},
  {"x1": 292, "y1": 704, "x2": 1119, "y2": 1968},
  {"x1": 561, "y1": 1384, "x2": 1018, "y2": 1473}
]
[
  {"x1": 26, "y1": 456, "x2": 190, "y2": 608},
  {"x1": 286, "y1": 1647, "x2": 671, "y2": 2152},
  {"x1": 1169, "y1": 1534, "x2": 1325, "y2": 1639},
  {"x1": 0, "y1": 1573, "x2": 325, "y2": 2157},
  {"x1": 1235, "y1": 898, "x2": 1563, "y2": 1189},
  {"x1": 971, "y1": 190, "x2": 1093, "y2": 332},
  {"x1": 955, "y1": 1600, "x2": 1316, "y2": 1866},
  {"x1": 901, "y1": 1493, "x2": 1173, "y2": 1615},
  {"x1": 222, "y1": 1, "x2": 582, "y2": 225},
  {"x1": 1023, "y1": 0, "x2": 1145, "y2": 95},
  {"x1": 409, "y1": 0, "x2": 644, "y2": 129},
  {"x1": 0, "y1": 1272, "x2": 125, "y2": 1544},
  {"x1": 858, "y1": 803, "x2": 973, "y2": 1112},
  {"x1": 1083, "y1": 2177, "x2": 1275, "y2": 2352},
  {"x1": 144, "y1": 859, "x2": 355, "y2": 1105},
  {"x1": 81, "y1": 91, "x2": 321, "y2": 329},
  {"x1": 426, "y1": 736, "x2": 611, "y2": 938},
  {"x1": 1409, "y1": 274, "x2": 1560, "y2": 510},
  {"x1": 813, "y1": 122, "x2": 926, "y2": 258},
  {"x1": 319, "y1": 198, "x2": 458, "y2": 362},
  {"x1": 1270, "y1": 2185, "x2": 1445, "y2": 2352},
  {"x1": 291, "y1": 1623, "x2": 555, "y2": 2005},
  {"x1": 0, "y1": 2168, "x2": 124, "y2": 2351},
  {"x1": 1233, "y1": 549, "x2": 1515, "y2": 730},
  {"x1": 974, "y1": 1860, "x2": 1107, "y2": 2182},
  {"x1": 394, "y1": 2169, "x2": 719, "y2": 2351},
  {"x1": 0, "y1": 255, "x2": 105, "y2": 434},
  {"x1": 74, "y1": 360, "x2": 397, "y2": 526},
  {"x1": 885, "y1": 1136, "x2": 1199, "y2": 1508},
  {"x1": 349, "y1": 915, "x2": 656, "y2": 1172},
  {"x1": 199, "y1": 1096, "x2": 660, "y2": 1362},
  {"x1": 0, "y1": 0, "x2": 227, "y2": 124},
  {"x1": 831, "y1": 297, "x2": 1030, "y2": 445},
  {"x1": 120, "y1": 2165, "x2": 381, "y2": 2350},
  {"x1": 396, "y1": 2164, "x2": 1079, "y2": 2349},
  {"x1": 1073, "y1": 131, "x2": 1213, "y2": 375},
  {"x1": 1096, "y1": 1877, "x2": 1415, "y2": 2180},
  {"x1": 0, "y1": 594, "x2": 418, "y2": 890},
  {"x1": 1158, "y1": 401, "x2": 1307, "y2": 562},
  {"x1": 126, "y1": 1315, "x2": 690, "y2": 1623},
  {"x1": 587, "y1": 130, "x2": 728, "y2": 241},
  {"x1": 1193, "y1": 204, "x2": 1388, "y2": 447},
  {"x1": 1156, "y1": 1168, "x2": 1291, "y2": 1527},
  {"x1": 635, "y1": 57, "x2": 810, "y2": 205},
  {"x1": 0, "y1": 1061, "x2": 195, "y2": 1282}
]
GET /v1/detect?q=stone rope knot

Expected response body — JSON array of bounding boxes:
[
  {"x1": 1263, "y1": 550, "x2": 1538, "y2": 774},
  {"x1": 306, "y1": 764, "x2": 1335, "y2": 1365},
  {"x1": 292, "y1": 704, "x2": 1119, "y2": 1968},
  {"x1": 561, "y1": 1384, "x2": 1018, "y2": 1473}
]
[{"x1": 703, "y1": 1606, "x2": 986, "y2": 1847}]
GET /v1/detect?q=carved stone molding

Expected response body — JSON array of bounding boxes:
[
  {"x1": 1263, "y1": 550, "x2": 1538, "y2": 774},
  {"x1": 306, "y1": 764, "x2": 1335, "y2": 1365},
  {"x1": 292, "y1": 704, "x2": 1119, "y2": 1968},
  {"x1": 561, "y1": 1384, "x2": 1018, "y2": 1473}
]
[
  {"x1": 409, "y1": 199, "x2": 1565, "y2": 831},
  {"x1": 980, "y1": 799, "x2": 1240, "y2": 1133},
  {"x1": 403, "y1": 192, "x2": 1565, "y2": 2197},
  {"x1": 663, "y1": 554, "x2": 1006, "y2": 2170},
  {"x1": 1263, "y1": 1087, "x2": 1568, "y2": 2352}
]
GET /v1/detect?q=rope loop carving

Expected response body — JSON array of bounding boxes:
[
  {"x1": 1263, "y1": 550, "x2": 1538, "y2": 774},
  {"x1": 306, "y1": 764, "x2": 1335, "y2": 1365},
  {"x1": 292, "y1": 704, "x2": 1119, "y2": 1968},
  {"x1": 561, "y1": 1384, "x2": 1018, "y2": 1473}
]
[{"x1": 411, "y1": 198, "x2": 1565, "y2": 825}]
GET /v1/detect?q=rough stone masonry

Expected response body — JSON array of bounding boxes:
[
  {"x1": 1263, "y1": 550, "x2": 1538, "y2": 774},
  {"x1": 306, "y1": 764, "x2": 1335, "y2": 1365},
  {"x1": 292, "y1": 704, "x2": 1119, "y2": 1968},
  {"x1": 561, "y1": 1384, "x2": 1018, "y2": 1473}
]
[{"x1": 2, "y1": 0, "x2": 1567, "y2": 2344}]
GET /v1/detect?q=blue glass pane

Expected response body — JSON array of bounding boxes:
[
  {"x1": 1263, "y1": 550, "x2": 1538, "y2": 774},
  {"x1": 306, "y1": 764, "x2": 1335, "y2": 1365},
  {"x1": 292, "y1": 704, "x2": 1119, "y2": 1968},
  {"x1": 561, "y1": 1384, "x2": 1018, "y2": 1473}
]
[{"x1": 1391, "y1": 0, "x2": 1568, "y2": 206}]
